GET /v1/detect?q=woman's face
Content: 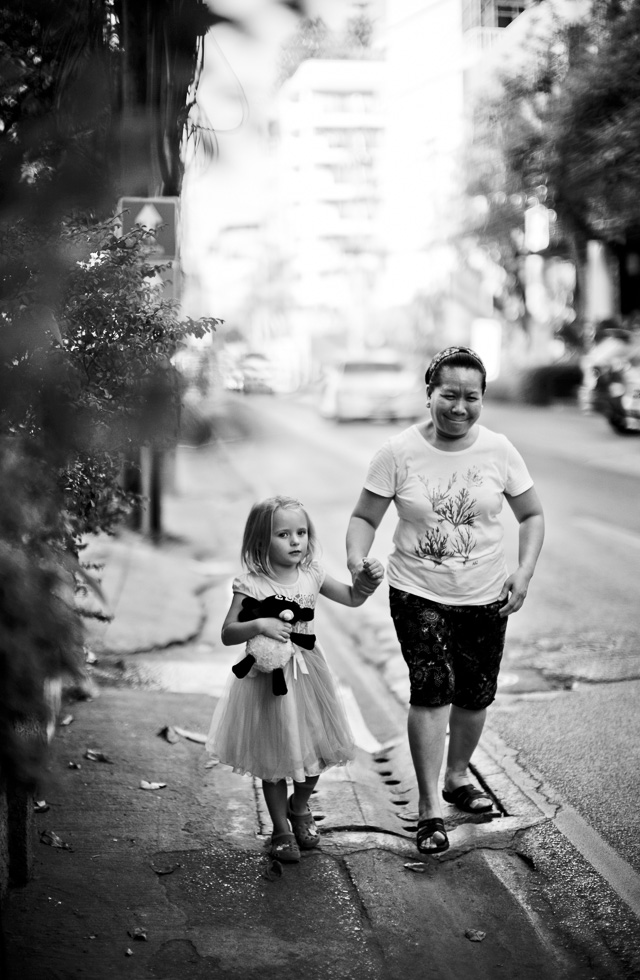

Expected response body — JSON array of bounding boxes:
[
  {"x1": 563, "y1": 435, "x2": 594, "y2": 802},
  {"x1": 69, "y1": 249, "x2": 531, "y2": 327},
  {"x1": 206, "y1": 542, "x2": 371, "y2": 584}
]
[{"x1": 428, "y1": 366, "x2": 484, "y2": 442}]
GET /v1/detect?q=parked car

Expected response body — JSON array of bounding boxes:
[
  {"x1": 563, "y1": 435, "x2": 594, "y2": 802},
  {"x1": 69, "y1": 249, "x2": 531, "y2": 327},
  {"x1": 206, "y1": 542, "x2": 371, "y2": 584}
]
[
  {"x1": 240, "y1": 353, "x2": 274, "y2": 395},
  {"x1": 319, "y1": 356, "x2": 425, "y2": 422},
  {"x1": 580, "y1": 331, "x2": 640, "y2": 433},
  {"x1": 594, "y1": 355, "x2": 640, "y2": 433}
]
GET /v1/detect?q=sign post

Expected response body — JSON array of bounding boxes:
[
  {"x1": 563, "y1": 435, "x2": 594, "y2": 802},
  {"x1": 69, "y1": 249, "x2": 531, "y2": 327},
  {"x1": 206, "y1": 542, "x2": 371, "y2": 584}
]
[
  {"x1": 117, "y1": 197, "x2": 179, "y2": 257},
  {"x1": 117, "y1": 197, "x2": 180, "y2": 300},
  {"x1": 117, "y1": 197, "x2": 180, "y2": 538}
]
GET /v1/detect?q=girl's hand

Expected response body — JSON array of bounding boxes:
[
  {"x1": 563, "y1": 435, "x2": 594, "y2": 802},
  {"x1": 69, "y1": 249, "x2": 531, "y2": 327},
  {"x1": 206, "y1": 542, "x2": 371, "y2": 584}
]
[{"x1": 259, "y1": 616, "x2": 294, "y2": 642}]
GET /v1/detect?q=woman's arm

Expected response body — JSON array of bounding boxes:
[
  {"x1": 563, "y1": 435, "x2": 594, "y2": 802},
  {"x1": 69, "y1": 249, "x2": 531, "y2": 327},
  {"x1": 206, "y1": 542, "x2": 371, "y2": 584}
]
[
  {"x1": 319, "y1": 559, "x2": 385, "y2": 608},
  {"x1": 346, "y1": 489, "x2": 392, "y2": 593},
  {"x1": 499, "y1": 486, "x2": 545, "y2": 617},
  {"x1": 221, "y1": 593, "x2": 293, "y2": 646}
]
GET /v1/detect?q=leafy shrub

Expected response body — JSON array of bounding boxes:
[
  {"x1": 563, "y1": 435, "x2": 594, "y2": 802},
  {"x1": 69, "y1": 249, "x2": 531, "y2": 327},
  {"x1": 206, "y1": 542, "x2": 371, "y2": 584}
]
[
  {"x1": 0, "y1": 215, "x2": 220, "y2": 785},
  {"x1": 0, "y1": 445, "x2": 84, "y2": 786}
]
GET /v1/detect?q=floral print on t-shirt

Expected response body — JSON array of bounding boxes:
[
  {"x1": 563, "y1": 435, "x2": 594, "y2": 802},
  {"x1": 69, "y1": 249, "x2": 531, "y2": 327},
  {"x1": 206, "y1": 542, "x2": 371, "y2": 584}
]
[{"x1": 415, "y1": 468, "x2": 483, "y2": 566}]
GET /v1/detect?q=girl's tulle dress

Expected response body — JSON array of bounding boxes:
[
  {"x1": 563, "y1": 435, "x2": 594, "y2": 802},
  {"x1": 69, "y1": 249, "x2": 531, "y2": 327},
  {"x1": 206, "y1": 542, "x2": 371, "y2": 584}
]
[{"x1": 206, "y1": 562, "x2": 355, "y2": 783}]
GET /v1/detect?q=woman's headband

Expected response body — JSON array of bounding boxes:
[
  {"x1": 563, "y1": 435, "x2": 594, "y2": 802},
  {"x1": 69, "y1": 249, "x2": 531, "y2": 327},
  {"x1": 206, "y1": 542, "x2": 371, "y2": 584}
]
[{"x1": 425, "y1": 346, "x2": 486, "y2": 386}]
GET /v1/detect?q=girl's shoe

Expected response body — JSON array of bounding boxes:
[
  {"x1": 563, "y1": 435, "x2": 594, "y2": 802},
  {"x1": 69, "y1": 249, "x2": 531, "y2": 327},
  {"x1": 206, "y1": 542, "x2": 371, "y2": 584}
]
[
  {"x1": 269, "y1": 832, "x2": 300, "y2": 863},
  {"x1": 287, "y1": 795, "x2": 320, "y2": 849}
]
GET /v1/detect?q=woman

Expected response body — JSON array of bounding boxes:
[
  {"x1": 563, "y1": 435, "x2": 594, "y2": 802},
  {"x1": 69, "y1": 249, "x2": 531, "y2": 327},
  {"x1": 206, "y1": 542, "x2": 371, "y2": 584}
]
[{"x1": 346, "y1": 346, "x2": 544, "y2": 855}]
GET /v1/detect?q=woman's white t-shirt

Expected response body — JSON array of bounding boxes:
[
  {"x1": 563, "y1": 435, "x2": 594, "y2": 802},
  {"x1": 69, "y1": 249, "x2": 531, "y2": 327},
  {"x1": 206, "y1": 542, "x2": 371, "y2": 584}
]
[{"x1": 364, "y1": 424, "x2": 533, "y2": 605}]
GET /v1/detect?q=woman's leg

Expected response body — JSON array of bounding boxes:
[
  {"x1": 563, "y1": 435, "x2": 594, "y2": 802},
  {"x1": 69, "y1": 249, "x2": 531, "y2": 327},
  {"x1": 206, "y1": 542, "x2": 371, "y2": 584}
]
[
  {"x1": 444, "y1": 600, "x2": 505, "y2": 801},
  {"x1": 262, "y1": 779, "x2": 289, "y2": 836},
  {"x1": 443, "y1": 705, "x2": 488, "y2": 808},
  {"x1": 290, "y1": 774, "x2": 319, "y2": 815},
  {"x1": 408, "y1": 703, "x2": 450, "y2": 822}
]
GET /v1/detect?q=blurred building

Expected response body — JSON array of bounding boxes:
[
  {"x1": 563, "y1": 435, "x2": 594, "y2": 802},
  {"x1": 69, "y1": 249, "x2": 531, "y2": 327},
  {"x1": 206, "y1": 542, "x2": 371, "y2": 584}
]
[
  {"x1": 271, "y1": 57, "x2": 386, "y2": 355},
  {"x1": 377, "y1": 0, "x2": 533, "y2": 360}
]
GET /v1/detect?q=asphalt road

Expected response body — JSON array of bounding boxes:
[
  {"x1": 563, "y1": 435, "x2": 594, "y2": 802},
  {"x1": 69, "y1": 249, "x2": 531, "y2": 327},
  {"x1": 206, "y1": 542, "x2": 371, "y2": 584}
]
[{"x1": 216, "y1": 391, "x2": 640, "y2": 880}]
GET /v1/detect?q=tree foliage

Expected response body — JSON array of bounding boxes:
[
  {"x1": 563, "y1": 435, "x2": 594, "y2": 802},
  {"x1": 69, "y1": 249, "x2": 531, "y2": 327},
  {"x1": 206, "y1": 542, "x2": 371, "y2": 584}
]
[
  {"x1": 0, "y1": 0, "x2": 220, "y2": 210},
  {"x1": 463, "y1": 0, "x2": 640, "y2": 334}
]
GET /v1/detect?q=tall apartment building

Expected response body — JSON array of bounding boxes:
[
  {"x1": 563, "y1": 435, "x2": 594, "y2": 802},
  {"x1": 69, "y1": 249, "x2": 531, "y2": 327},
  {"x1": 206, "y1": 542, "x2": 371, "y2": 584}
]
[{"x1": 271, "y1": 57, "x2": 385, "y2": 346}]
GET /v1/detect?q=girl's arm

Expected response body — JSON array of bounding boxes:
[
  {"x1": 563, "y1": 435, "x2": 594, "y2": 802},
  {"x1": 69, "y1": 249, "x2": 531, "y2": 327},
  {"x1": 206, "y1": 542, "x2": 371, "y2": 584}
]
[
  {"x1": 221, "y1": 593, "x2": 293, "y2": 646},
  {"x1": 319, "y1": 560, "x2": 385, "y2": 608},
  {"x1": 498, "y1": 486, "x2": 545, "y2": 617}
]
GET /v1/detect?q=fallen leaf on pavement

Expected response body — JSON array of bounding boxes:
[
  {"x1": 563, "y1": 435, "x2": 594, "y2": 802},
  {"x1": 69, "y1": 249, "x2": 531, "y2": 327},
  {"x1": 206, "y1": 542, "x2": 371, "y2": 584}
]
[
  {"x1": 128, "y1": 927, "x2": 147, "y2": 941},
  {"x1": 464, "y1": 929, "x2": 486, "y2": 942},
  {"x1": 403, "y1": 862, "x2": 426, "y2": 873},
  {"x1": 151, "y1": 862, "x2": 181, "y2": 876},
  {"x1": 40, "y1": 830, "x2": 73, "y2": 851},
  {"x1": 85, "y1": 650, "x2": 98, "y2": 664},
  {"x1": 60, "y1": 714, "x2": 74, "y2": 726},
  {"x1": 263, "y1": 859, "x2": 283, "y2": 881},
  {"x1": 68, "y1": 761, "x2": 82, "y2": 769},
  {"x1": 140, "y1": 780, "x2": 167, "y2": 791},
  {"x1": 173, "y1": 727, "x2": 207, "y2": 744},
  {"x1": 158, "y1": 725, "x2": 179, "y2": 744},
  {"x1": 125, "y1": 948, "x2": 133, "y2": 957},
  {"x1": 204, "y1": 759, "x2": 218, "y2": 769},
  {"x1": 34, "y1": 801, "x2": 50, "y2": 813},
  {"x1": 84, "y1": 749, "x2": 113, "y2": 763}
]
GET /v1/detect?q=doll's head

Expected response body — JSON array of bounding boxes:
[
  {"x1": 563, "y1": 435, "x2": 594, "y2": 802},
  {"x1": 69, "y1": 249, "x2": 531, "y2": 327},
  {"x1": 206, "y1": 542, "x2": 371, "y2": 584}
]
[{"x1": 241, "y1": 496, "x2": 319, "y2": 576}]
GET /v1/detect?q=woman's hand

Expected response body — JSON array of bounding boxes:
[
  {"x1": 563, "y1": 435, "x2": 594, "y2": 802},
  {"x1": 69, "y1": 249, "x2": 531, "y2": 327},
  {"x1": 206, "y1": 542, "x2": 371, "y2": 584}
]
[
  {"x1": 353, "y1": 558, "x2": 385, "y2": 596},
  {"x1": 259, "y1": 617, "x2": 293, "y2": 642},
  {"x1": 497, "y1": 568, "x2": 531, "y2": 617}
]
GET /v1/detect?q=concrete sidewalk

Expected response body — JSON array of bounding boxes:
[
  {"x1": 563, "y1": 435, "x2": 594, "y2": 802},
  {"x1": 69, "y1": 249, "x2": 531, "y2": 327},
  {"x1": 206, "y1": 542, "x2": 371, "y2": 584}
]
[{"x1": 1, "y1": 442, "x2": 630, "y2": 980}]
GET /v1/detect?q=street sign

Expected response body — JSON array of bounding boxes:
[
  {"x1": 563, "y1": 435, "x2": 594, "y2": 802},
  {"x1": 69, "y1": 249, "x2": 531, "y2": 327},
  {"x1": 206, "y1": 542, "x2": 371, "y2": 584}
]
[{"x1": 117, "y1": 197, "x2": 179, "y2": 259}]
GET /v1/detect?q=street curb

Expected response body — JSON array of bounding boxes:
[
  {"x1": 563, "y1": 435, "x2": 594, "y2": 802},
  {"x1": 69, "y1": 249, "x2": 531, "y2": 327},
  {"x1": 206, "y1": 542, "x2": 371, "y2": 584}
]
[{"x1": 475, "y1": 727, "x2": 558, "y2": 823}]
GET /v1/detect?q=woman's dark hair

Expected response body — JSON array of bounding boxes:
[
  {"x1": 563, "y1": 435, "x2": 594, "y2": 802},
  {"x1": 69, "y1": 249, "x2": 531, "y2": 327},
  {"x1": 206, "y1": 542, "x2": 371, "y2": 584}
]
[{"x1": 425, "y1": 346, "x2": 487, "y2": 394}]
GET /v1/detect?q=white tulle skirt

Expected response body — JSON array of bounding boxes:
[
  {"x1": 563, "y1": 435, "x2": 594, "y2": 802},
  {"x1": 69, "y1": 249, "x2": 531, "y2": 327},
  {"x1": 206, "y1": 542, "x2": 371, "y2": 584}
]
[{"x1": 206, "y1": 642, "x2": 355, "y2": 783}]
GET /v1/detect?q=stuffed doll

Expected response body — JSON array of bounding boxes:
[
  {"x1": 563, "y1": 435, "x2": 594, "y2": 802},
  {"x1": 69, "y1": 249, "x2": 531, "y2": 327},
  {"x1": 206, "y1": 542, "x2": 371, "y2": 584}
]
[{"x1": 232, "y1": 595, "x2": 315, "y2": 696}]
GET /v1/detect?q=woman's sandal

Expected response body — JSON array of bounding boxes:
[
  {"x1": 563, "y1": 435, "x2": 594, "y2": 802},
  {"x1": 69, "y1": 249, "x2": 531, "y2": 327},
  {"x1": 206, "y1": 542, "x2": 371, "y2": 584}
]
[
  {"x1": 269, "y1": 832, "x2": 300, "y2": 863},
  {"x1": 416, "y1": 817, "x2": 449, "y2": 855},
  {"x1": 442, "y1": 783, "x2": 493, "y2": 814},
  {"x1": 287, "y1": 795, "x2": 320, "y2": 849}
]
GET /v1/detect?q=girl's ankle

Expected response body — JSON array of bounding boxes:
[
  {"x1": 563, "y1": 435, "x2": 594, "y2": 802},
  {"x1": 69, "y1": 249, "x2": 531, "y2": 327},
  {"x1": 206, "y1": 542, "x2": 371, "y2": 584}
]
[{"x1": 272, "y1": 822, "x2": 291, "y2": 838}]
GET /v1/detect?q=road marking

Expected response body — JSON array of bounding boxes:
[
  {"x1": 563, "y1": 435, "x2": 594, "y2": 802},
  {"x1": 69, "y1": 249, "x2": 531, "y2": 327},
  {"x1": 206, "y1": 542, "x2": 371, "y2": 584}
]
[
  {"x1": 573, "y1": 516, "x2": 640, "y2": 551},
  {"x1": 480, "y1": 728, "x2": 640, "y2": 921},
  {"x1": 554, "y1": 804, "x2": 640, "y2": 919}
]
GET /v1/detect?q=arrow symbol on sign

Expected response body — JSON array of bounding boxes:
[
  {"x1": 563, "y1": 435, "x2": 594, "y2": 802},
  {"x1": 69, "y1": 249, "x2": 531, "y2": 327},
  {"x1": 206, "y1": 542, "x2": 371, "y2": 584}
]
[{"x1": 134, "y1": 204, "x2": 163, "y2": 230}]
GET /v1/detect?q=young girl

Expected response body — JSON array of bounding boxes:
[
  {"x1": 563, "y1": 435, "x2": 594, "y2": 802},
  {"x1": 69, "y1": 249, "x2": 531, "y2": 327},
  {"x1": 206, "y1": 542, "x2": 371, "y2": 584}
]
[{"x1": 206, "y1": 495, "x2": 384, "y2": 863}]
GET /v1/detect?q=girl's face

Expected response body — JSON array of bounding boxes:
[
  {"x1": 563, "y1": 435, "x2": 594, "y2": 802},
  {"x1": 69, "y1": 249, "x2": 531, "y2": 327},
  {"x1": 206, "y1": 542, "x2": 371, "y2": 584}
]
[
  {"x1": 428, "y1": 366, "x2": 484, "y2": 442},
  {"x1": 269, "y1": 507, "x2": 309, "y2": 573}
]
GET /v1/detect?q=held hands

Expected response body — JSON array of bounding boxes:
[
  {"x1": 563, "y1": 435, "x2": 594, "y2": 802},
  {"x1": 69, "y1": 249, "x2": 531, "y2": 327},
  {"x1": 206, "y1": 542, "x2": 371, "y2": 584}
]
[
  {"x1": 352, "y1": 557, "x2": 385, "y2": 597},
  {"x1": 497, "y1": 567, "x2": 531, "y2": 617}
]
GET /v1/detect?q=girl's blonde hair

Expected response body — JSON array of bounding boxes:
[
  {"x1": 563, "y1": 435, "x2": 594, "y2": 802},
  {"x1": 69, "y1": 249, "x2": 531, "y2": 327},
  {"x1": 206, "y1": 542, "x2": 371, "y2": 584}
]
[{"x1": 241, "y1": 495, "x2": 318, "y2": 576}]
